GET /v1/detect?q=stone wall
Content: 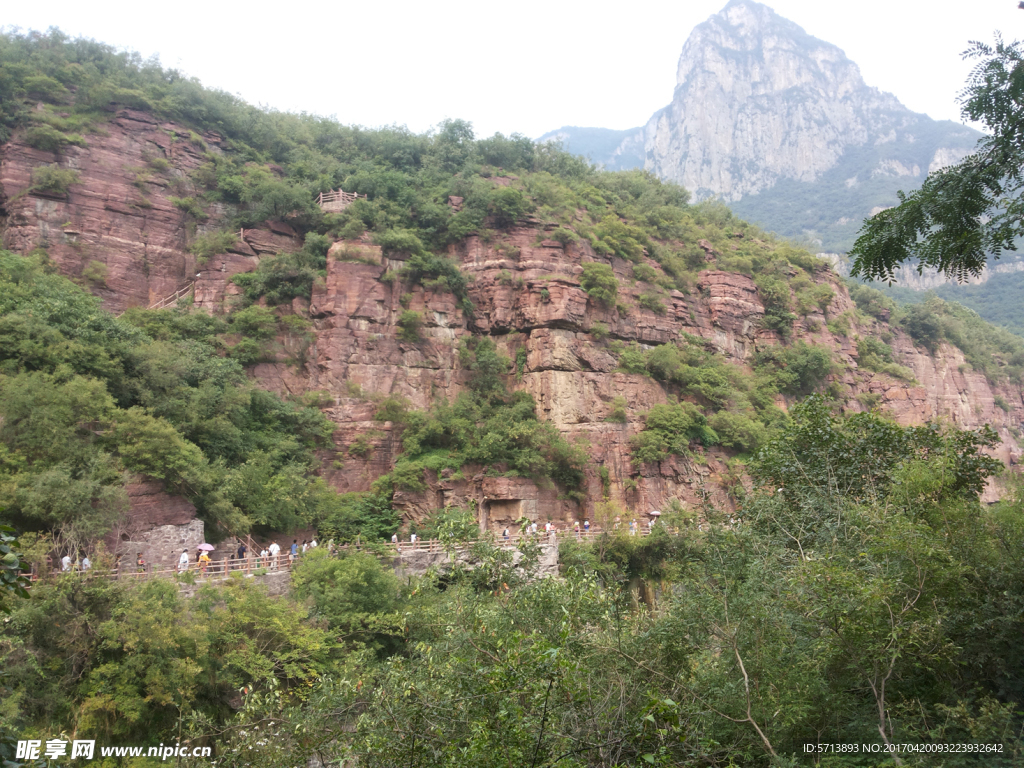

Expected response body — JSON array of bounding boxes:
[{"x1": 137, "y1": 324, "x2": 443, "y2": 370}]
[
  {"x1": 391, "y1": 541, "x2": 560, "y2": 582},
  {"x1": 176, "y1": 569, "x2": 291, "y2": 599},
  {"x1": 106, "y1": 481, "x2": 205, "y2": 571}
]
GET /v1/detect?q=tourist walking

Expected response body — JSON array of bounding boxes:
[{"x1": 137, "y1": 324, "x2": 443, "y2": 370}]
[
  {"x1": 178, "y1": 549, "x2": 190, "y2": 573},
  {"x1": 269, "y1": 541, "x2": 280, "y2": 569}
]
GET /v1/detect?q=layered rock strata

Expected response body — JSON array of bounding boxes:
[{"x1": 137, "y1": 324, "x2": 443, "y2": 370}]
[
  {"x1": 0, "y1": 109, "x2": 231, "y2": 313},
  {"x1": 304, "y1": 222, "x2": 1022, "y2": 523}
]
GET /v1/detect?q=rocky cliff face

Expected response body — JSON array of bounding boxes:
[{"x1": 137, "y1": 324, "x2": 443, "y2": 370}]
[
  {"x1": 0, "y1": 109, "x2": 223, "y2": 312},
  {"x1": 2, "y1": 112, "x2": 1019, "y2": 534},
  {"x1": 644, "y1": 0, "x2": 976, "y2": 205},
  {"x1": 304, "y1": 223, "x2": 1022, "y2": 521}
]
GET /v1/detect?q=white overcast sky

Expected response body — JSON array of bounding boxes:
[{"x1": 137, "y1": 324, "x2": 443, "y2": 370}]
[{"x1": 4, "y1": 0, "x2": 1020, "y2": 139}]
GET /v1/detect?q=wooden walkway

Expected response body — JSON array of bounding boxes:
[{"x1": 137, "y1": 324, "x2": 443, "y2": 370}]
[{"x1": 34, "y1": 527, "x2": 657, "y2": 585}]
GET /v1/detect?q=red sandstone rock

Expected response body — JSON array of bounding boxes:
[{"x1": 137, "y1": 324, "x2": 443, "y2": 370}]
[{"x1": 1, "y1": 120, "x2": 220, "y2": 313}]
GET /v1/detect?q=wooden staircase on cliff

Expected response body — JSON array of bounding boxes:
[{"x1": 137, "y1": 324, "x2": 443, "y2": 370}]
[
  {"x1": 147, "y1": 280, "x2": 197, "y2": 310},
  {"x1": 116, "y1": 278, "x2": 198, "y2": 317}
]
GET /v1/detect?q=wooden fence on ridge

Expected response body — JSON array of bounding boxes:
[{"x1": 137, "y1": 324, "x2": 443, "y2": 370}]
[{"x1": 317, "y1": 189, "x2": 366, "y2": 213}]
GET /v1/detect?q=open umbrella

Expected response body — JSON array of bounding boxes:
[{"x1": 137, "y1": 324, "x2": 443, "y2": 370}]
[
  {"x1": 648, "y1": 511, "x2": 661, "y2": 516},
  {"x1": 197, "y1": 543, "x2": 215, "y2": 551}
]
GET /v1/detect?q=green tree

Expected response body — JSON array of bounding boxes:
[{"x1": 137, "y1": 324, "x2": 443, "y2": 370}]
[
  {"x1": 850, "y1": 37, "x2": 1024, "y2": 282},
  {"x1": 0, "y1": 524, "x2": 29, "y2": 613},
  {"x1": 291, "y1": 549, "x2": 402, "y2": 651},
  {"x1": 579, "y1": 262, "x2": 618, "y2": 306}
]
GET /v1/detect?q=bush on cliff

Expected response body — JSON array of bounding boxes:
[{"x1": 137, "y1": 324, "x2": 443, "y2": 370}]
[
  {"x1": 231, "y1": 232, "x2": 329, "y2": 306},
  {"x1": 376, "y1": 338, "x2": 587, "y2": 500},
  {"x1": 28, "y1": 164, "x2": 79, "y2": 196},
  {"x1": 630, "y1": 401, "x2": 719, "y2": 465},
  {"x1": 579, "y1": 262, "x2": 618, "y2": 306}
]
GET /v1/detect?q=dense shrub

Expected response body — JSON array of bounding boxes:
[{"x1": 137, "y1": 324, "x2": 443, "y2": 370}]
[
  {"x1": 400, "y1": 252, "x2": 473, "y2": 313},
  {"x1": 24, "y1": 124, "x2": 84, "y2": 152},
  {"x1": 396, "y1": 310, "x2": 423, "y2": 342},
  {"x1": 592, "y1": 215, "x2": 649, "y2": 262},
  {"x1": 856, "y1": 335, "x2": 915, "y2": 381},
  {"x1": 487, "y1": 187, "x2": 529, "y2": 227},
  {"x1": 901, "y1": 302, "x2": 944, "y2": 352},
  {"x1": 0, "y1": 251, "x2": 335, "y2": 539},
  {"x1": 708, "y1": 410, "x2": 767, "y2": 453},
  {"x1": 756, "y1": 342, "x2": 833, "y2": 395},
  {"x1": 378, "y1": 339, "x2": 587, "y2": 499},
  {"x1": 231, "y1": 233, "x2": 329, "y2": 306},
  {"x1": 636, "y1": 289, "x2": 666, "y2": 315},
  {"x1": 29, "y1": 164, "x2": 79, "y2": 195},
  {"x1": 189, "y1": 230, "x2": 238, "y2": 262},
  {"x1": 229, "y1": 305, "x2": 277, "y2": 339},
  {"x1": 580, "y1": 262, "x2": 618, "y2": 306},
  {"x1": 630, "y1": 402, "x2": 718, "y2": 464}
]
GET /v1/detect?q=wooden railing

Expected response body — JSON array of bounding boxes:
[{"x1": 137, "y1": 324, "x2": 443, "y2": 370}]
[
  {"x1": 317, "y1": 189, "x2": 366, "y2": 213},
  {"x1": 391, "y1": 525, "x2": 654, "y2": 552},
  {"x1": 34, "y1": 526, "x2": 661, "y2": 584},
  {"x1": 115, "y1": 280, "x2": 196, "y2": 318},
  {"x1": 37, "y1": 553, "x2": 296, "y2": 583},
  {"x1": 147, "y1": 282, "x2": 195, "y2": 310}
]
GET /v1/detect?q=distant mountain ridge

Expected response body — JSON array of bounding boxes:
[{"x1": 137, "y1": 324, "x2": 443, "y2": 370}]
[{"x1": 540, "y1": 0, "x2": 981, "y2": 255}]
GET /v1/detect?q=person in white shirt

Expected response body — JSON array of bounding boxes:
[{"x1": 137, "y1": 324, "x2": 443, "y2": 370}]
[
  {"x1": 81, "y1": 555, "x2": 91, "y2": 571},
  {"x1": 310, "y1": 539, "x2": 318, "y2": 548},
  {"x1": 178, "y1": 549, "x2": 190, "y2": 573},
  {"x1": 61, "y1": 554, "x2": 71, "y2": 572},
  {"x1": 268, "y1": 541, "x2": 281, "y2": 569},
  {"x1": 391, "y1": 533, "x2": 399, "y2": 546},
  {"x1": 258, "y1": 548, "x2": 268, "y2": 567},
  {"x1": 410, "y1": 533, "x2": 418, "y2": 545}
]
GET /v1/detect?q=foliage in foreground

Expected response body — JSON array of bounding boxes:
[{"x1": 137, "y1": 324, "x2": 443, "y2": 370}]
[{"x1": 6, "y1": 404, "x2": 1018, "y2": 767}]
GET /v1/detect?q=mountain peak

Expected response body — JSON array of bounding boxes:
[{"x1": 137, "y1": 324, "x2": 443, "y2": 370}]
[
  {"x1": 541, "y1": 2, "x2": 978, "y2": 252},
  {"x1": 646, "y1": 0, "x2": 970, "y2": 206},
  {"x1": 676, "y1": 1, "x2": 861, "y2": 93}
]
